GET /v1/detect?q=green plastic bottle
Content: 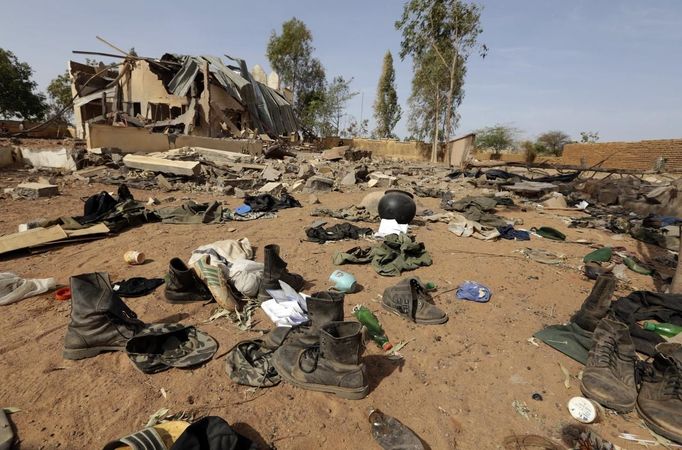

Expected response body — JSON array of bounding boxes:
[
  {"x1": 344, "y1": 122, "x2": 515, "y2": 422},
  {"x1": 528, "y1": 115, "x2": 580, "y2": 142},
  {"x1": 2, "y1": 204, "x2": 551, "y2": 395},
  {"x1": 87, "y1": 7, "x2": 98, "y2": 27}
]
[
  {"x1": 643, "y1": 322, "x2": 682, "y2": 338},
  {"x1": 352, "y1": 305, "x2": 393, "y2": 351}
]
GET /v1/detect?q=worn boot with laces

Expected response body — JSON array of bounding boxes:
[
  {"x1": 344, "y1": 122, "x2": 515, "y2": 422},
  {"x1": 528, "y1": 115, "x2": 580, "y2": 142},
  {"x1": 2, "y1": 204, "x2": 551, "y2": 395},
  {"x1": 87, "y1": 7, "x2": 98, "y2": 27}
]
[
  {"x1": 257, "y1": 244, "x2": 305, "y2": 302},
  {"x1": 262, "y1": 291, "x2": 344, "y2": 350},
  {"x1": 636, "y1": 343, "x2": 682, "y2": 444},
  {"x1": 382, "y1": 277, "x2": 448, "y2": 325},
  {"x1": 64, "y1": 272, "x2": 145, "y2": 360},
  {"x1": 580, "y1": 317, "x2": 637, "y2": 412},
  {"x1": 272, "y1": 321, "x2": 368, "y2": 399}
]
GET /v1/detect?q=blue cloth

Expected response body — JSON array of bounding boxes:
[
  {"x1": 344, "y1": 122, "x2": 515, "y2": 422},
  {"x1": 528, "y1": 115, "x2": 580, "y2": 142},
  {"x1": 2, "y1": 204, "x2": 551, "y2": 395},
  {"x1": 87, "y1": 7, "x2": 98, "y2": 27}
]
[
  {"x1": 456, "y1": 281, "x2": 492, "y2": 302},
  {"x1": 497, "y1": 225, "x2": 530, "y2": 241},
  {"x1": 234, "y1": 204, "x2": 252, "y2": 216}
]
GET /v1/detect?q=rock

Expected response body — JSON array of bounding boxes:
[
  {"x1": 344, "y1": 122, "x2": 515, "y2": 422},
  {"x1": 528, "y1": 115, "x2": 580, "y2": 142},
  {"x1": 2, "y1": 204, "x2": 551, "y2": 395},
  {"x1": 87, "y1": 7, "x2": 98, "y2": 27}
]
[
  {"x1": 306, "y1": 176, "x2": 334, "y2": 192},
  {"x1": 340, "y1": 171, "x2": 357, "y2": 186},
  {"x1": 541, "y1": 193, "x2": 568, "y2": 209},
  {"x1": 147, "y1": 197, "x2": 160, "y2": 206},
  {"x1": 259, "y1": 182, "x2": 283, "y2": 194},
  {"x1": 38, "y1": 176, "x2": 57, "y2": 185},
  {"x1": 298, "y1": 163, "x2": 315, "y2": 180},
  {"x1": 317, "y1": 166, "x2": 334, "y2": 177},
  {"x1": 308, "y1": 194, "x2": 321, "y2": 205},
  {"x1": 156, "y1": 174, "x2": 175, "y2": 192},
  {"x1": 221, "y1": 185, "x2": 235, "y2": 195},
  {"x1": 261, "y1": 164, "x2": 282, "y2": 182},
  {"x1": 367, "y1": 179, "x2": 379, "y2": 188},
  {"x1": 368, "y1": 172, "x2": 396, "y2": 188},
  {"x1": 15, "y1": 182, "x2": 59, "y2": 199},
  {"x1": 359, "y1": 190, "x2": 386, "y2": 217},
  {"x1": 234, "y1": 188, "x2": 247, "y2": 198},
  {"x1": 321, "y1": 146, "x2": 349, "y2": 161},
  {"x1": 290, "y1": 180, "x2": 305, "y2": 192}
]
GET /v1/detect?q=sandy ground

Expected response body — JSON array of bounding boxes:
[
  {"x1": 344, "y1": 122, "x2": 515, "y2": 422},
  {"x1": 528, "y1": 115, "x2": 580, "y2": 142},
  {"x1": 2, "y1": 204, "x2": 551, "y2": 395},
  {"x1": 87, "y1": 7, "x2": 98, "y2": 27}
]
[{"x1": 0, "y1": 171, "x2": 672, "y2": 450}]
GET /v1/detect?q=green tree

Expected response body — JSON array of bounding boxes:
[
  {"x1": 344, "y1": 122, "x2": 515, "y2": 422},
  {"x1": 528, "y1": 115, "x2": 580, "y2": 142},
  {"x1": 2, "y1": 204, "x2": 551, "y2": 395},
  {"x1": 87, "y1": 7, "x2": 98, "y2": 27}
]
[
  {"x1": 373, "y1": 51, "x2": 402, "y2": 138},
  {"x1": 537, "y1": 130, "x2": 571, "y2": 156},
  {"x1": 323, "y1": 76, "x2": 357, "y2": 136},
  {"x1": 46, "y1": 70, "x2": 73, "y2": 122},
  {"x1": 580, "y1": 131, "x2": 599, "y2": 143},
  {"x1": 266, "y1": 18, "x2": 326, "y2": 118},
  {"x1": 474, "y1": 124, "x2": 518, "y2": 154},
  {"x1": 397, "y1": 0, "x2": 486, "y2": 163},
  {"x1": 406, "y1": 48, "x2": 464, "y2": 148},
  {"x1": 0, "y1": 48, "x2": 47, "y2": 119}
]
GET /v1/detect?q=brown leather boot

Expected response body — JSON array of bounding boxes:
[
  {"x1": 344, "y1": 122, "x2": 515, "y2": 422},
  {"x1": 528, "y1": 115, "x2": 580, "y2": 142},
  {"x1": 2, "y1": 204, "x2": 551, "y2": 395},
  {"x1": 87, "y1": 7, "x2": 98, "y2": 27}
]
[
  {"x1": 262, "y1": 291, "x2": 344, "y2": 350},
  {"x1": 571, "y1": 275, "x2": 616, "y2": 331},
  {"x1": 636, "y1": 343, "x2": 682, "y2": 444},
  {"x1": 272, "y1": 321, "x2": 368, "y2": 399},
  {"x1": 580, "y1": 318, "x2": 637, "y2": 412},
  {"x1": 257, "y1": 244, "x2": 304, "y2": 302},
  {"x1": 382, "y1": 277, "x2": 447, "y2": 324},
  {"x1": 63, "y1": 272, "x2": 145, "y2": 360}
]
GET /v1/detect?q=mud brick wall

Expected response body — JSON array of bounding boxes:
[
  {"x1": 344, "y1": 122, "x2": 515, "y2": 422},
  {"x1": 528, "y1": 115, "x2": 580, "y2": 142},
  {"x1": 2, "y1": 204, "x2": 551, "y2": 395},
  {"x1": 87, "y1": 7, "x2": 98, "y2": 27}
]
[{"x1": 562, "y1": 140, "x2": 682, "y2": 172}]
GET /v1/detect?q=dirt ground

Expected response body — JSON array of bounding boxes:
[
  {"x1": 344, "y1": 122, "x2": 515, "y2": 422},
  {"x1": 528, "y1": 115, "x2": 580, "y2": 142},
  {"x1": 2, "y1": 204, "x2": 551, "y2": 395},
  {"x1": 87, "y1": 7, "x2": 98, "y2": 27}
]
[{"x1": 0, "y1": 171, "x2": 672, "y2": 449}]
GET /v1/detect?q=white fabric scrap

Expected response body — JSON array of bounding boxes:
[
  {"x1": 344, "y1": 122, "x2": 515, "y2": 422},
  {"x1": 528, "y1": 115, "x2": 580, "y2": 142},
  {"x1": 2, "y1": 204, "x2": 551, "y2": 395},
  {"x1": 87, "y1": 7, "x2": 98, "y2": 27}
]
[
  {"x1": 375, "y1": 219, "x2": 408, "y2": 238},
  {"x1": 260, "y1": 281, "x2": 309, "y2": 327},
  {"x1": 0, "y1": 272, "x2": 56, "y2": 305}
]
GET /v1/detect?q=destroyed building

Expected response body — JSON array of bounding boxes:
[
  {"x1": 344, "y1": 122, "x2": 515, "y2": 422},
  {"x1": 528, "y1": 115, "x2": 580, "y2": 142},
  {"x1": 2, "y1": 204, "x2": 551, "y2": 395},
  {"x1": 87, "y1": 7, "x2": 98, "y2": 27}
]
[{"x1": 69, "y1": 54, "x2": 298, "y2": 142}]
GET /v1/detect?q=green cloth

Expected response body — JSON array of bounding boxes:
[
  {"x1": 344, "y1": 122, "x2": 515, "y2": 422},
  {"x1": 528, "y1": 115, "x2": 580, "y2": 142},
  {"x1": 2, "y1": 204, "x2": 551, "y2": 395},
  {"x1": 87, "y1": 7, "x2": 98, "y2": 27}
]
[
  {"x1": 534, "y1": 322, "x2": 594, "y2": 365},
  {"x1": 623, "y1": 256, "x2": 654, "y2": 275},
  {"x1": 371, "y1": 233, "x2": 432, "y2": 276},
  {"x1": 334, "y1": 234, "x2": 432, "y2": 277},
  {"x1": 583, "y1": 246, "x2": 613, "y2": 263},
  {"x1": 534, "y1": 226, "x2": 566, "y2": 241},
  {"x1": 155, "y1": 201, "x2": 224, "y2": 224}
]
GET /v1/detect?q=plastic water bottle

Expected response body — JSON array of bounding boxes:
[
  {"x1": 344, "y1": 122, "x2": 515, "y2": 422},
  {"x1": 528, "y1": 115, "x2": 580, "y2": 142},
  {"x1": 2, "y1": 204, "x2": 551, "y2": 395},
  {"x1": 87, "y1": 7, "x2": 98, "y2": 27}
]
[
  {"x1": 644, "y1": 322, "x2": 682, "y2": 338},
  {"x1": 352, "y1": 305, "x2": 393, "y2": 351},
  {"x1": 369, "y1": 409, "x2": 425, "y2": 450}
]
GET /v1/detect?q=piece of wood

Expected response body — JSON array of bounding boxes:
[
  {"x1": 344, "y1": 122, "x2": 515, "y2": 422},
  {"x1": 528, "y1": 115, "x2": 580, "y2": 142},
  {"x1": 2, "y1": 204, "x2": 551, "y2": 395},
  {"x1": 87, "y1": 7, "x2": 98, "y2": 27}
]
[
  {"x1": 122, "y1": 154, "x2": 200, "y2": 176},
  {"x1": 64, "y1": 223, "x2": 110, "y2": 238},
  {"x1": 0, "y1": 226, "x2": 68, "y2": 255}
]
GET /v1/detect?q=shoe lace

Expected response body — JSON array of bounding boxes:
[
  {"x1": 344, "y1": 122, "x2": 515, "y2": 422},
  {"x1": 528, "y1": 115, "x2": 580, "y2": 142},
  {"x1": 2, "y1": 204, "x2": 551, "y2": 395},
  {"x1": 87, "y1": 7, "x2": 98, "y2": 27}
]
[
  {"x1": 594, "y1": 335, "x2": 619, "y2": 370},
  {"x1": 299, "y1": 344, "x2": 321, "y2": 374},
  {"x1": 663, "y1": 363, "x2": 682, "y2": 399}
]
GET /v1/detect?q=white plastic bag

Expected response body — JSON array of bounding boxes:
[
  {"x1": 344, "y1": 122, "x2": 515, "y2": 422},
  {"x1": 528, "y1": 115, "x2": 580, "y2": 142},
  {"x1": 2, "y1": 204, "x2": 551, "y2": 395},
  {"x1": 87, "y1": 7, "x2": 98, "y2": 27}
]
[{"x1": 0, "y1": 272, "x2": 56, "y2": 305}]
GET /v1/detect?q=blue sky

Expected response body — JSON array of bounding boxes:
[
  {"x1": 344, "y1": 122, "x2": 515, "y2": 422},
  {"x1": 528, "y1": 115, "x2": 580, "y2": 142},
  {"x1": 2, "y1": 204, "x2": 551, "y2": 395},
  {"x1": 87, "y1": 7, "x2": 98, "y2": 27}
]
[{"x1": 1, "y1": 0, "x2": 680, "y2": 142}]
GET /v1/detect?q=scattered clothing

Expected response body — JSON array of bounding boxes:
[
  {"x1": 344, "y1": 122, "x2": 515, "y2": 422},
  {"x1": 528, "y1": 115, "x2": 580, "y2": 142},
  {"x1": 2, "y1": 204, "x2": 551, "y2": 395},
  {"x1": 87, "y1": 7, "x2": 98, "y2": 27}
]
[
  {"x1": 0, "y1": 272, "x2": 56, "y2": 305},
  {"x1": 187, "y1": 239, "x2": 261, "y2": 298},
  {"x1": 448, "y1": 214, "x2": 500, "y2": 240},
  {"x1": 532, "y1": 226, "x2": 566, "y2": 241},
  {"x1": 306, "y1": 222, "x2": 373, "y2": 244},
  {"x1": 521, "y1": 248, "x2": 565, "y2": 265},
  {"x1": 169, "y1": 416, "x2": 256, "y2": 450},
  {"x1": 113, "y1": 277, "x2": 164, "y2": 297},
  {"x1": 371, "y1": 233, "x2": 432, "y2": 277},
  {"x1": 375, "y1": 219, "x2": 408, "y2": 238},
  {"x1": 243, "y1": 193, "x2": 301, "y2": 212},
  {"x1": 456, "y1": 281, "x2": 492, "y2": 303},
  {"x1": 156, "y1": 201, "x2": 225, "y2": 224},
  {"x1": 441, "y1": 193, "x2": 509, "y2": 227},
  {"x1": 334, "y1": 234, "x2": 432, "y2": 276},
  {"x1": 126, "y1": 323, "x2": 217, "y2": 374},
  {"x1": 311, "y1": 205, "x2": 374, "y2": 222},
  {"x1": 497, "y1": 225, "x2": 530, "y2": 241},
  {"x1": 225, "y1": 340, "x2": 280, "y2": 387},
  {"x1": 534, "y1": 322, "x2": 594, "y2": 365},
  {"x1": 623, "y1": 256, "x2": 653, "y2": 275}
]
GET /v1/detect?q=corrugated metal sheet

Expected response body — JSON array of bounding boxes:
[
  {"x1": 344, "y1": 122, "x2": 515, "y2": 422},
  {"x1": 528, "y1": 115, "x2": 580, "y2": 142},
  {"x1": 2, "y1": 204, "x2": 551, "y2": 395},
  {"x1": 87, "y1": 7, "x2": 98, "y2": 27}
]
[{"x1": 167, "y1": 57, "x2": 199, "y2": 97}]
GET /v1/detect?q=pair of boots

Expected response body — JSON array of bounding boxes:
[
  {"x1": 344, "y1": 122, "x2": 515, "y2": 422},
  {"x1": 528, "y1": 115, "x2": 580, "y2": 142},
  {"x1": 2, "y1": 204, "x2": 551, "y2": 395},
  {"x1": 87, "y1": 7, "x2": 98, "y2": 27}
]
[
  {"x1": 580, "y1": 318, "x2": 682, "y2": 443},
  {"x1": 164, "y1": 245, "x2": 304, "y2": 307},
  {"x1": 268, "y1": 291, "x2": 369, "y2": 400}
]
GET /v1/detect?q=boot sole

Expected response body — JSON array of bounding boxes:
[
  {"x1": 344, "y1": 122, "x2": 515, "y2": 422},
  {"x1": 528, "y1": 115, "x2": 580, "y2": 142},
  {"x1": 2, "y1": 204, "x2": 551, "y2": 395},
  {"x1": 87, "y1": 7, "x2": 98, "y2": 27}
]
[
  {"x1": 579, "y1": 380, "x2": 635, "y2": 413},
  {"x1": 635, "y1": 401, "x2": 682, "y2": 443},
  {"x1": 63, "y1": 346, "x2": 122, "y2": 360},
  {"x1": 272, "y1": 359, "x2": 369, "y2": 400},
  {"x1": 381, "y1": 303, "x2": 448, "y2": 325}
]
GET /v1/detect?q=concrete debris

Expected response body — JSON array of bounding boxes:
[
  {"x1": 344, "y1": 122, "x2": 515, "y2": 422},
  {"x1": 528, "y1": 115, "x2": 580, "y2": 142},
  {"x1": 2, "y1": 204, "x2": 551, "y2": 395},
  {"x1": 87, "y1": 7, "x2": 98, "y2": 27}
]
[
  {"x1": 340, "y1": 171, "x2": 357, "y2": 186},
  {"x1": 297, "y1": 163, "x2": 316, "y2": 180},
  {"x1": 305, "y1": 176, "x2": 334, "y2": 192},
  {"x1": 308, "y1": 194, "x2": 321, "y2": 205},
  {"x1": 15, "y1": 182, "x2": 59, "y2": 199},
  {"x1": 321, "y1": 146, "x2": 350, "y2": 161},
  {"x1": 156, "y1": 174, "x2": 175, "y2": 192},
  {"x1": 368, "y1": 172, "x2": 396, "y2": 188},
  {"x1": 259, "y1": 182, "x2": 284, "y2": 194},
  {"x1": 123, "y1": 154, "x2": 201, "y2": 177},
  {"x1": 261, "y1": 165, "x2": 282, "y2": 182}
]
